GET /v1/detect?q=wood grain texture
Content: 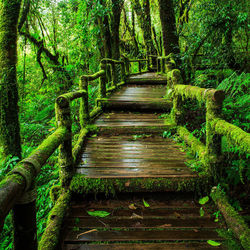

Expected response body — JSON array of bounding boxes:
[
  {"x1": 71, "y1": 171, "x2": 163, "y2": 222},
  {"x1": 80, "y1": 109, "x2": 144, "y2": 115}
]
[{"x1": 76, "y1": 135, "x2": 196, "y2": 178}]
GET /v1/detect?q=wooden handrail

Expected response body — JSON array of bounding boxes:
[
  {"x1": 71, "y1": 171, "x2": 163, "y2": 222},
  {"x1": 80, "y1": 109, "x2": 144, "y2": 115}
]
[{"x1": 0, "y1": 126, "x2": 67, "y2": 230}]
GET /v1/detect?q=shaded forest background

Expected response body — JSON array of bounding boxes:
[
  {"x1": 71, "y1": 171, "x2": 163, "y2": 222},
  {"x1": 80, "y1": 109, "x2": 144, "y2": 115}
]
[{"x1": 0, "y1": 0, "x2": 249, "y2": 248}]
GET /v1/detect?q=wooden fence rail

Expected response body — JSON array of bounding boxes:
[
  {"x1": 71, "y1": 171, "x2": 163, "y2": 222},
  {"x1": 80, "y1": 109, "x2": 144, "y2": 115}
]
[
  {"x1": 0, "y1": 57, "x2": 127, "y2": 249},
  {"x1": 155, "y1": 54, "x2": 250, "y2": 176}
]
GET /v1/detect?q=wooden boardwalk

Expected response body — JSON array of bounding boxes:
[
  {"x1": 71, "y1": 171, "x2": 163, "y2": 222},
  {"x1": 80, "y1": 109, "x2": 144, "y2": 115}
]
[{"x1": 63, "y1": 73, "x2": 224, "y2": 249}]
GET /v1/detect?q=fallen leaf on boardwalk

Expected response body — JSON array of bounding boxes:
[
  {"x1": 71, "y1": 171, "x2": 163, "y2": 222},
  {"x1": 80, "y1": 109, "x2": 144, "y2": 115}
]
[
  {"x1": 173, "y1": 212, "x2": 181, "y2": 218},
  {"x1": 142, "y1": 199, "x2": 150, "y2": 208},
  {"x1": 207, "y1": 240, "x2": 221, "y2": 246},
  {"x1": 130, "y1": 213, "x2": 143, "y2": 219},
  {"x1": 129, "y1": 204, "x2": 137, "y2": 210},
  {"x1": 125, "y1": 181, "x2": 130, "y2": 187},
  {"x1": 159, "y1": 224, "x2": 172, "y2": 228},
  {"x1": 77, "y1": 229, "x2": 97, "y2": 239},
  {"x1": 193, "y1": 229, "x2": 199, "y2": 232},
  {"x1": 87, "y1": 210, "x2": 110, "y2": 217}
]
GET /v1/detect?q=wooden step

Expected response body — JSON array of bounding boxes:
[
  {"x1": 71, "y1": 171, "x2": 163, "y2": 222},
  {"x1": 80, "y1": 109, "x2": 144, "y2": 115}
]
[
  {"x1": 61, "y1": 193, "x2": 225, "y2": 249},
  {"x1": 101, "y1": 85, "x2": 171, "y2": 111},
  {"x1": 94, "y1": 112, "x2": 174, "y2": 134},
  {"x1": 126, "y1": 72, "x2": 167, "y2": 84},
  {"x1": 76, "y1": 135, "x2": 196, "y2": 179}
]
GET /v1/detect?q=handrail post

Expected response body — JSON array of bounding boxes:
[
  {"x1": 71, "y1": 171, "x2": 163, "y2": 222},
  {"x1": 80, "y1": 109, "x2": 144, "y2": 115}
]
[
  {"x1": 13, "y1": 185, "x2": 38, "y2": 250},
  {"x1": 121, "y1": 62, "x2": 126, "y2": 82},
  {"x1": 99, "y1": 62, "x2": 107, "y2": 98},
  {"x1": 170, "y1": 69, "x2": 184, "y2": 125},
  {"x1": 147, "y1": 54, "x2": 150, "y2": 71},
  {"x1": 111, "y1": 63, "x2": 117, "y2": 87},
  {"x1": 138, "y1": 61, "x2": 142, "y2": 73},
  {"x1": 121, "y1": 55, "x2": 130, "y2": 75},
  {"x1": 206, "y1": 93, "x2": 225, "y2": 175},
  {"x1": 162, "y1": 58, "x2": 166, "y2": 73},
  {"x1": 106, "y1": 64, "x2": 112, "y2": 84},
  {"x1": 79, "y1": 77, "x2": 90, "y2": 126},
  {"x1": 56, "y1": 98, "x2": 73, "y2": 188},
  {"x1": 157, "y1": 58, "x2": 160, "y2": 72}
]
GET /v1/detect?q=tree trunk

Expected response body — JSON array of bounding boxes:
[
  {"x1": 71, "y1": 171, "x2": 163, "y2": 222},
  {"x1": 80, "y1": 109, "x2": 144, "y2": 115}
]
[
  {"x1": 131, "y1": 0, "x2": 157, "y2": 55},
  {"x1": 110, "y1": 0, "x2": 124, "y2": 60},
  {"x1": 0, "y1": 0, "x2": 22, "y2": 159},
  {"x1": 158, "y1": 0, "x2": 180, "y2": 55}
]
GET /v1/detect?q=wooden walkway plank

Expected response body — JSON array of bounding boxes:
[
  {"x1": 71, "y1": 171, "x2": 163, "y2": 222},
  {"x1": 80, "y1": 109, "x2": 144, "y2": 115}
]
[{"x1": 63, "y1": 243, "x2": 225, "y2": 250}]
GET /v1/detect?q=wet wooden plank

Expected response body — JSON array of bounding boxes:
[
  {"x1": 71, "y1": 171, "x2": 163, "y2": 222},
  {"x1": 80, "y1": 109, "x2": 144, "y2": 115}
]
[
  {"x1": 78, "y1": 162, "x2": 188, "y2": 168},
  {"x1": 64, "y1": 229, "x2": 222, "y2": 243},
  {"x1": 63, "y1": 243, "x2": 225, "y2": 250},
  {"x1": 70, "y1": 208, "x2": 203, "y2": 218},
  {"x1": 66, "y1": 217, "x2": 219, "y2": 229},
  {"x1": 76, "y1": 167, "x2": 194, "y2": 176}
]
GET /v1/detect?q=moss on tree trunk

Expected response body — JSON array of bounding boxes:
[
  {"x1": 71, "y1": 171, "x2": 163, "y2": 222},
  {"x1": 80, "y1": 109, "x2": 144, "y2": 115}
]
[
  {"x1": 158, "y1": 0, "x2": 180, "y2": 56},
  {"x1": 0, "y1": 0, "x2": 22, "y2": 158}
]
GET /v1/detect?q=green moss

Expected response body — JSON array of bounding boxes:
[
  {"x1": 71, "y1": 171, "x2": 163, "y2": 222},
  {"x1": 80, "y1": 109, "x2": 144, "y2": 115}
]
[
  {"x1": 38, "y1": 190, "x2": 71, "y2": 250},
  {"x1": 211, "y1": 187, "x2": 250, "y2": 250},
  {"x1": 210, "y1": 118, "x2": 250, "y2": 155},
  {"x1": 70, "y1": 174, "x2": 211, "y2": 196}
]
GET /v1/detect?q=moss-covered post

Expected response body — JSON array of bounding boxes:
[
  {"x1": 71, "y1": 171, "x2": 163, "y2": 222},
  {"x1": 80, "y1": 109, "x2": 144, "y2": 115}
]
[
  {"x1": 56, "y1": 97, "x2": 73, "y2": 188},
  {"x1": 111, "y1": 62, "x2": 117, "y2": 87},
  {"x1": 146, "y1": 54, "x2": 150, "y2": 71},
  {"x1": 206, "y1": 90, "x2": 225, "y2": 176},
  {"x1": 161, "y1": 58, "x2": 166, "y2": 73},
  {"x1": 99, "y1": 62, "x2": 106, "y2": 98},
  {"x1": 157, "y1": 58, "x2": 160, "y2": 72},
  {"x1": 121, "y1": 62, "x2": 126, "y2": 82},
  {"x1": 106, "y1": 63, "x2": 112, "y2": 84},
  {"x1": 79, "y1": 77, "x2": 90, "y2": 127},
  {"x1": 121, "y1": 55, "x2": 130, "y2": 75},
  {"x1": 170, "y1": 69, "x2": 183, "y2": 125},
  {"x1": 138, "y1": 61, "x2": 142, "y2": 73}
]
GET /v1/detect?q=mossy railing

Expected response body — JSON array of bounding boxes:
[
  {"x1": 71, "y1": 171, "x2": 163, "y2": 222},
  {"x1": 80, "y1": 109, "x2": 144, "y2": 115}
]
[
  {"x1": 155, "y1": 54, "x2": 250, "y2": 175},
  {"x1": 0, "y1": 57, "x2": 128, "y2": 250},
  {"x1": 121, "y1": 54, "x2": 157, "y2": 75},
  {"x1": 155, "y1": 53, "x2": 250, "y2": 248}
]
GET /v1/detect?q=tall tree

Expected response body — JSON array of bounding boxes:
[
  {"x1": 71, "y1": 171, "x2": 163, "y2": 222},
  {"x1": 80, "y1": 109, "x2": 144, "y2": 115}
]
[
  {"x1": 99, "y1": 0, "x2": 124, "y2": 59},
  {"x1": 131, "y1": 0, "x2": 157, "y2": 55},
  {"x1": 158, "y1": 0, "x2": 180, "y2": 55},
  {"x1": 0, "y1": 0, "x2": 22, "y2": 159}
]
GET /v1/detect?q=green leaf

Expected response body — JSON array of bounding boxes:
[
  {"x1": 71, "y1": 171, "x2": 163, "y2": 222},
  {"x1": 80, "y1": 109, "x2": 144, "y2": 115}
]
[
  {"x1": 207, "y1": 240, "x2": 221, "y2": 246},
  {"x1": 143, "y1": 199, "x2": 150, "y2": 208},
  {"x1": 200, "y1": 207, "x2": 205, "y2": 217},
  {"x1": 199, "y1": 196, "x2": 209, "y2": 205},
  {"x1": 87, "y1": 210, "x2": 110, "y2": 218}
]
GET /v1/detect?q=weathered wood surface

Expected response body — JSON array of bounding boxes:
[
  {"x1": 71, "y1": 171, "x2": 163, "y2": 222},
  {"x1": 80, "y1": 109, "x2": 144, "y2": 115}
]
[
  {"x1": 76, "y1": 135, "x2": 196, "y2": 178},
  {"x1": 100, "y1": 85, "x2": 171, "y2": 111},
  {"x1": 63, "y1": 243, "x2": 225, "y2": 250},
  {"x1": 127, "y1": 72, "x2": 167, "y2": 84},
  {"x1": 61, "y1": 193, "x2": 225, "y2": 249}
]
